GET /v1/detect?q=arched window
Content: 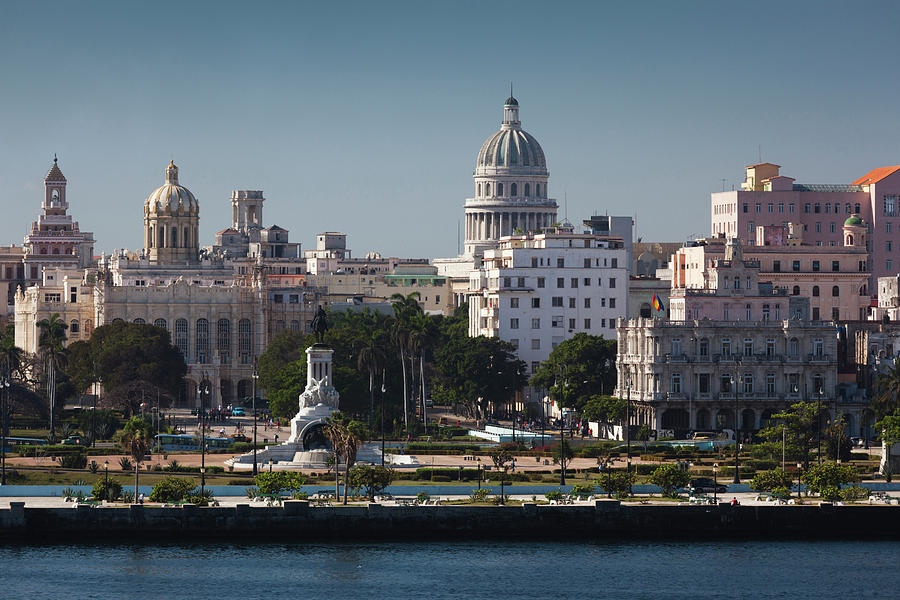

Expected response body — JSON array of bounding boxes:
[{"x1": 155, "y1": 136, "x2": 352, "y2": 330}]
[
  {"x1": 70, "y1": 320, "x2": 79, "y2": 335},
  {"x1": 832, "y1": 285, "x2": 840, "y2": 297},
  {"x1": 217, "y1": 318, "x2": 231, "y2": 364},
  {"x1": 812, "y1": 286, "x2": 820, "y2": 297},
  {"x1": 84, "y1": 319, "x2": 93, "y2": 336},
  {"x1": 845, "y1": 203, "x2": 851, "y2": 213},
  {"x1": 511, "y1": 183, "x2": 517, "y2": 196},
  {"x1": 855, "y1": 203, "x2": 861, "y2": 213},
  {"x1": 745, "y1": 304, "x2": 752, "y2": 320},
  {"x1": 40, "y1": 247, "x2": 47, "y2": 254},
  {"x1": 734, "y1": 278, "x2": 740, "y2": 290},
  {"x1": 524, "y1": 183, "x2": 530, "y2": 197},
  {"x1": 175, "y1": 319, "x2": 189, "y2": 358},
  {"x1": 792, "y1": 285, "x2": 800, "y2": 295},
  {"x1": 51, "y1": 189, "x2": 60, "y2": 204},
  {"x1": 196, "y1": 319, "x2": 209, "y2": 363},
  {"x1": 485, "y1": 183, "x2": 491, "y2": 196},
  {"x1": 498, "y1": 183, "x2": 504, "y2": 196},
  {"x1": 154, "y1": 318, "x2": 167, "y2": 330},
  {"x1": 133, "y1": 318, "x2": 145, "y2": 324},
  {"x1": 52, "y1": 247, "x2": 59, "y2": 255},
  {"x1": 789, "y1": 338, "x2": 799, "y2": 357},
  {"x1": 238, "y1": 318, "x2": 251, "y2": 364}
]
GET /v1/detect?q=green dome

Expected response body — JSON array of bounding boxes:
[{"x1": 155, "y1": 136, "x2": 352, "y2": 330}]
[
  {"x1": 844, "y1": 215, "x2": 863, "y2": 226},
  {"x1": 505, "y1": 96, "x2": 518, "y2": 106}
]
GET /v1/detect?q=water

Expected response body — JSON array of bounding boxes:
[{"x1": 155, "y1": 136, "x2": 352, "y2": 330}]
[{"x1": 0, "y1": 541, "x2": 897, "y2": 599}]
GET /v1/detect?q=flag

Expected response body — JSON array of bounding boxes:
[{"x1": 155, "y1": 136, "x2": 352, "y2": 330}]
[{"x1": 651, "y1": 293, "x2": 665, "y2": 312}]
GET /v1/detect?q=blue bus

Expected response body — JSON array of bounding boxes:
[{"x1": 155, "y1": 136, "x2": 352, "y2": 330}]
[
  {"x1": 155, "y1": 434, "x2": 232, "y2": 452},
  {"x1": 2, "y1": 437, "x2": 48, "y2": 452}
]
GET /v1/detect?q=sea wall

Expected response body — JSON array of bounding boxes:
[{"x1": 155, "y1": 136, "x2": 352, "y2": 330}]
[{"x1": 1, "y1": 501, "x2": 897, "y2": 542}]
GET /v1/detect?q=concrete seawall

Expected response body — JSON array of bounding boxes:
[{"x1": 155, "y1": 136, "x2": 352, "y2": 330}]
[{"x1": 1, "y1": 501, "x2": 897, "y2": 542}]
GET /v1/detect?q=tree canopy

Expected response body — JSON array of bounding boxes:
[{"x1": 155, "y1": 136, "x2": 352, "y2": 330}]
[{"x1": 530, "y1": 333, "x2": 616, "y2": 412}]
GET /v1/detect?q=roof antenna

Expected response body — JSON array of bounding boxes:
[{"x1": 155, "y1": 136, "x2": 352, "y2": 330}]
[{"x1": 53, "y1": 153, "x2": 57, "y2": 163}]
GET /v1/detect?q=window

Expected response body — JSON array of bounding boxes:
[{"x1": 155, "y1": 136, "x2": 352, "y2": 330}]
[
  {"x1": 885, "y1": 195, "x2": 897, "y2": 216},
  {"x1": 672, "y1": 338, "x2": 682, "y2": 355},
  {"x1": 498, "y1": 183, "x2": 503, "y2": 196},
  {"x1": 510, "y1": 297, "x2": 519, "y2": 308},
  {"x1": 551, "y1": 316, "x2": 563, "y2": 328},
  {"x1": 832, "y1": 260, "x2": 840, "y2": 272},
  {"x1": 832, "y1": 285, "x2": 840, "y2": 297},
  {"x1": 273, "y1": 294, "x2": 283, "y2": 303},
  {"x1": 524, "y1": 183, "x2": 530, "y2": 196},
  {"x1": 812, "y1": 260, "x2": 820, "y2": 272},
  {"x1": 789, "y1": 338, "x2": 799, "y2": 357},
  {"x1": 584, "y1": 277, "x2": 590, "y2": 286},
  {"x1": 804, "y1": 203, "x2": 811, "y2": 214},
  {"x1": 43, "y1": 293, "x2": 61, "y2": 303},
  {"x1": 517, "y1": 277, "x2": 525, "y2": 287},
  {"x1": 812, "y1": 286, "x2": 819, "y2": 297},
  {"x1": 745, "y1": 304, "x2": 752, "y2": 320},
  {"x1": 531, "y1": 338, "x2": 540, "y2": 350},
  {"x1": 609, "y1": 278, "x2": 616, "y2": 288},
  {"x1": 766, "y1": 373, "x2": 776, "y2": 396},
  {"x1": 609, "y1": 298, "x2": 616, "y2": 308},
  {"x1": 815, "y1": 203, "x2": 821, "y2": 214},
  {"x1": 699, "y1": 339, "x2": 709, "y2": 356},
  {"x1": 557, "y1": 277, "x2": 564, "y2": 288},
  {"x1": 238, "y1": 319, "x2": 251, "y2": 364},
  {"x1": 793, "y1": 260, "x2": 800, "y2": 272},
  {"x1": 175, "y1": 318, "x2": 189, "y2": 358},
  {"x1": 133, "y1": 318, "x2": 145, "y2": 325},
  {"x1": 510, "y1": 339, "x2": 519, "y2": 350},
  {"x1": 832, "y1": 307, "x2": 840, "y2": 321},
  {"x1": 743, "y1": 204, "x2": 748, "y2": 213},
  {"x1": 813, "y1": 307, "x2": 820, "y2": 320},
  {"x1": 792, "y1": 285, "x2": 800, "y2": 295},
  {"x1": 584, "y1": 298, "x2": 591, "y2": 308},
  {"x1": 743, "y1": 338, "x2": 753, "y2": 356},
  {"x1": 569, "y1": 297, "x2": 576, "y2": 308},
  {"x1": 570, "y1": 278, "x2": 578, "y2": 288},
  {"x1": 557, "y1": 258, "x2": 564, "y2": 268},
  {"x1": 748, "y1": 221, "x2": 754, "y2": 233},
  {"x1": 813, "y1": 338, "x2": 824, "y2": 357},
  {"x1": 699, "y1": 373, "x2": 710, "y2": 394},
  {"x1": 568, "y1": 318, "x2": 576, "y2": 329},
  {"x1": 755, "y1": 203, "x2": 761, "y2": 213},
  {"x1": 583, "y1": 318, "x2": 591, "y2": 329},
  {"x1": 773, "y1": 260, "x2": 781, "y2": 272},
  {"x1": 537, "y1": 277, "x2": 545, "y2": 288},
  {"x1": 855, "y1": 203, "x2": 861, "y2": 213},
  {"x1": 510, "y1": 318, "x2": 519, "y2": 329},
  {"x1": 217, "y1": 319, "x2": 231, "y2": 364},
  {"x1": 583, "y1": 258, "x2": 591, "y2": 268},
  {"x1": 762, "y1": 304, "x2": 770, "y2": 320},
  {"x1": 531, "y1": 257, "x2": 538, "y2": 267},
  {"x1": 195, "y1": 319, "x2": 209, "y2": 363},
  {"x1": 815, "y1": 222, "x2": 821, "y2": 233},
  {"x1": 531, "y1": 318, "x2": 540, "y2": 329},
  {"x1": 511, "y1": 183, "x2": 517, "y2": 196},
  {"x1": 552, "y1": 296, "x2": 563, "y2": 307},
  {"x1": 788, "y1": 373, "x2": 800, "y2": 394},
  {"x1": 531, "y1": 298, "x2": 540, "y2": 308},
  {"x1": 778, "y1": 203, "x2": 784, "y2": 213},
  {"x1": 154, "y1": 318, "x2": 167, "y2": 330},
  {"x1": 768, "y1": 203, "x2": 774, "y2": 213},
  {"x1": 766, "y1": 338, "x2": 776, "y2": 356},
  {"x1": 722, "y1": 338, "x2": 732, "y2": 356},
  {"x1": 503, "y1": 277, "x2": 512, "y2": 288},
  {"x1": 742, "y1": 374, "x2": 753, "y2": 394},
  {"x1": 888, "y1": 242, "x2": 893, "y2": 253},
  {"x1": 789, "y1": 203, "x2": 795, "y2": 213},
  {"x1": 671, "y1": 373, "x2": 682, "y2": 393},
  {"x1": 70, "y1": 320, "x2": 79, "y2": 334},
  {"x1": 721, "y1": 375, "x2": 732, "y2": 393}
]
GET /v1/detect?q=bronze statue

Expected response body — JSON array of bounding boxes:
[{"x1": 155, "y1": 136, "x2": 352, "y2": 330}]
[{"x1": 311, "y1": 306, "x2": 328, "y2": 344}]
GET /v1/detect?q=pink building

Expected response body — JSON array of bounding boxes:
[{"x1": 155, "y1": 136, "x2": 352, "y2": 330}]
[
  {"x1": 672, "y1": 220, "x2": 869, "y2": 321},
  {"x1": 711, "y1": 163, "x2": 900, "y2": 290}
]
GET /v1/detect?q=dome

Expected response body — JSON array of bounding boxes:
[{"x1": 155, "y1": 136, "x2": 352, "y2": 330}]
[
  {"x1": 145, "y1": 161, "x2": 198, "y2": 215},
  {"x1": 505, "y1": 96, "x2": 518, "y2": 106},
  {"x1": 844, "y1": 215, "x2": 863, "y2": 226},
  {"x1": 477, "y1": 128, "x2": 547, "y2": 171}
]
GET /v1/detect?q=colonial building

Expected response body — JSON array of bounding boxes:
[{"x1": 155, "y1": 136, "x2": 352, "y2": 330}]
[
  {"x1": 614, "y1": 317, "x2": 860, "y2": 436},
  {"x1": 468, "y1": 225, "x2": 627, "y2": 378}
]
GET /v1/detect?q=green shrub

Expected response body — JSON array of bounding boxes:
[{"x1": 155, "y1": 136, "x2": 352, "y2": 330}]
[
  {"x1": 92, "y1": 478, "x2": 122, "y2": 502},
  {"x1": 119, "y1": 457, "x2": 133, "y2": 471},
  {"x1": 470, "y1": 488, "x2": 491, "y2": 503},
  {"x1": 149, "y1": 476, "x2": 196, "y2": 503},
  {"x1": 840, "y1": 484, "x2": 870, "y2": 502},
  {"x1": 416, "y1": 491, "x2": 431, "y2": 504},
  {"x1": 545, "y1": 490, "x2": 563, "y2": 502},
  {"x1": 121, "y1": 489, "x2": 135, "y2": 503},
  {"x1": 57, "y1": 453, "x2": 88, "y2": 469},
  {"x1": 253, "y1": 472, "x2": 307, "y2": 495},
  {"x1": 432, "y1": 475, "x2": 451, "y2": 482},
  {"x1": 605, "y1": 471, "x2": 636, "y2": 498},
  {"x1": 571, "y1": 483, "x2": 595, "y2": 495},
  {"x1": 648, "y1": 464, "x2": 691, "y2": 498},
  {"x1": 750, "y1": 468, "x2": 794, "y2": 492}
]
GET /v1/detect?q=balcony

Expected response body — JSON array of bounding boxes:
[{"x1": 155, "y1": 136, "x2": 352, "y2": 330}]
[{"x1": 808, "y1": 353, "x2": 831, "y2": 364}]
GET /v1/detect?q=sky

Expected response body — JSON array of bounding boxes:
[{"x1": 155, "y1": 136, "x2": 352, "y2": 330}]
[{"x1": 2, "y1": 0, "x2": 900, "y2": 258}]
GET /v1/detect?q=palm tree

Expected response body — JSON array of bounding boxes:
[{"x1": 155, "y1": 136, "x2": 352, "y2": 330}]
[
  {"x1": 324, "y1": 413, "x2": 366, "y2": 505},
  {"x1": 356, "y1": 327, "x2": 387, "y2": 429},
  {"x1": 37, "y1": 313, "x2": 68, "y2": 442},
  {"x1": 876, "y1": 357, "x2": 900, "y2": 419},
  {"x1": 390, "y1": 293, "x2": 419, "y2": 431},
  {"x1": 408, "y1": 311, "x2": 437, "y2": 425},
  {"x1": 122, "y1": 427, "x2": 151, "y2": 502}
]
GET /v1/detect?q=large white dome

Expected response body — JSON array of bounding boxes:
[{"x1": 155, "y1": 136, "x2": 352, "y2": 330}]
[
  {"x1": 475, "y1": 96, "x2": 548, "y2": 175},
  {"x1": 145, "y1": 161, "x2": 198, "y2": 216}
]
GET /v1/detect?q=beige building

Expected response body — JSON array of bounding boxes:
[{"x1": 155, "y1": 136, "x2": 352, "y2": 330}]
[{"x1": 614, "y1": 317, "x2": 857, "y2": 435}]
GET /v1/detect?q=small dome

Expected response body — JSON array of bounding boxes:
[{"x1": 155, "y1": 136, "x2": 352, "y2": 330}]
[
  {"x1": 145, "y1": 161, "x2": 198, "y2": 215},
  {"x1": 505, "y1": 96, "x2": 518, "y2": 106},
  {"x1": 844, "y1": 215, "x2": 863, "y2": 227}
]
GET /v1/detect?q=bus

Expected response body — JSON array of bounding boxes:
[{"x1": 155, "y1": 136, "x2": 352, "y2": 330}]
[
  {"x1": 2, "y1": 437, "x2": 49, "y2": 452},
  {"x1": 154, "y1": 434, "x2": 233, "y2": 452}
]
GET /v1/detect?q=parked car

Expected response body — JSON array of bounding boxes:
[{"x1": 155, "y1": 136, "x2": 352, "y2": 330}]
[
  {"x1": 229, "y1": 433, "x2": 250, "y2": 443},
  {"x1": 61, "y1": 436, "x2": 86, "y2": 446},
  {"x1": 231, "y1": 407, "x2": 246, "y2": 416},
  {"x1": 686, "y1": 477, "x2": 727, "y2": 494}
]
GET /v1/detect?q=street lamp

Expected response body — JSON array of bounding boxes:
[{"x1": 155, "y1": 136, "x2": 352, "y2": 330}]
[
  {"x1": 713, "y1": 463, "x2": 719, "y2": 503},
  {"x1": 251, "y1": 360, "x2": 259, "y2": 476},
  {"x1": 625, "y1": 374, "x2": 632, "y2": 495},
  {"x1": 103, "y1": 460, "x2": 109, "y2": 499},
  {"x1": 796, "y1": 461, "x2": 803, "y2": 498},
  {"x1": 559, "y1": 415, "x2": 566, "y2": 486},
  {"x1": 197, "y1": 379, "x2": 209, "y2": 499},
  {"x1": 817, "y1": 387, "x2": 823, "y2": 465},
  {"x1": 380, "y1": 371, "x2": 386, "y2": 467},
  {"x1": 1, "y1": 371, "x2": 10, "y2": 486}
]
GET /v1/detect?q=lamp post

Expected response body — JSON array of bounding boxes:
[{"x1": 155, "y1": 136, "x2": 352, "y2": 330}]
[
  {"x1": 817, "y1": 387, "x2": 823, "y2": 465},
  {"x1": 713, "y1": 462, "x2": 719, "y2": 503},
  {"x1": 1, "y1": 370, "x2": 9, "y2": 486},
  {"x1": 197, "y1": 379, "x2": 209, "y2": 499},
  {"x1": 103, "y1": 459, "x2": 109, "y2": 498},
  {"x1": 251, "y1": 360, "x2": 259, "y2": 476},
  {"x1": 625, "y1": 375, "x2": 632, "y2": 495},
  {"x1": 380, "y1": 370, "x2": 386, "y2": 467},
  {"x1": 559, "y1": 415, "x2": 566, "y2": 486},
  {"x1": 732, "y1": 361, "x2": 741, "y2": 485},
  {"x1": 796, "y1": 461, "x2": 803, "y2": 498}
]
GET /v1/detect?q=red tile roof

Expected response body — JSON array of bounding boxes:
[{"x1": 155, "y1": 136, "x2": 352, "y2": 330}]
[
  {"x1": 852, "y1": 166, "x2": 900, "y2": 186},
  {"x1": 217, "y1": 228, "x2": 239, "y2": 235}
]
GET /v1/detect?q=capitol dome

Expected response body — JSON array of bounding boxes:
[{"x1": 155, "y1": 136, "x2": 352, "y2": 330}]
[
  {"x1": 145, "y1": 161, "x2": 198, "y2": 216},
  {"x1": 475, "y1": 96, "x2": 547, "y2": 173}
]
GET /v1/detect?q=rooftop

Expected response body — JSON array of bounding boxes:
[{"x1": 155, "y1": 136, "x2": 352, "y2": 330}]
[{"x1": 792, "y1": 184, "x2": 865, "y2": 192}]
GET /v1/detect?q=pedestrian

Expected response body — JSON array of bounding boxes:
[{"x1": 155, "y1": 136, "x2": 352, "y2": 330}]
[{"x1": 730, "y1": 497, "x2": 739, "y2": 506}]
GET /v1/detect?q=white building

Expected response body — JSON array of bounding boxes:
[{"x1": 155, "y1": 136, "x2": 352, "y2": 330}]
[{"x1": 468, "y1": 225, "x2": 627, "y2": 378}]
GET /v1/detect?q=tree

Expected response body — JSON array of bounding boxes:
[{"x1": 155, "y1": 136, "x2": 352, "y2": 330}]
[
  {"x1": 757, "y1": 401, "x2": 819, "y2": 469},
  {"x1": 149, "y1": 476, "x2": 196, "y2": 503},
  {"x1": 875, "y1": 409, "x2": 900, "y2": 482},
  {"x1": 875, "y1": 357, "x2": 900, "y2": 419},
  {"x1": 355, "y1": 316, "x2": 388, "y2": 427},
  {"x1": 253, "y1": 471, "x2": 307, "y2": 496},
  {"x1": 347, "y1": 465, "x2": 394, "y2": 501},
  {"x1": 802, "y1": 462, "x2": 858, "y2": 501},
  {"x1": 604, "y1": 471, "x2": 636, "y2": 499},
  {"x1": 391, "y1": 292, "x2": 421, "y2": 428},
  {"x1": 825, "y1": 418, "x2": 851, "y2": 462},
  {"x1": 749, "y1": 468, "x2": 794, "y2": 493},
  {"x1": 37, "y1": 313, "x2": 68, "y2": 442},
  {"x1": 324, "y1": 412, "x2": 367, "y2": 505},
  {"x1": 121, "y1": 417, "x2": 151, "y2": 502},
  {"x1": 648, "y1": 463, "x2": 690, "y2": 498},
  {"x1": 530, "y1": 333, "x2": 616, "y2": 413},
  {"x1": 488, "y1": 447, "x2": 514, "y2": 503},
  {"x1": 582, "y1": 395, "x2": 626, "y2": 438}
]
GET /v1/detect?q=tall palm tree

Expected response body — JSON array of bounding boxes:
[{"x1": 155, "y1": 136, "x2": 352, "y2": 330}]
[
  {"x1": 37, "y1": 313, "x2": 68, "y2": 442},
  {"x1": 390, "y1": 293, "x2": 421, "y2": 431},
  {"x1": 408, "y1": 311, "x2": 437, "y2": 425},
  {"x1": 122, "y1": 427, "x2": 151, "y2": 502},
  {"x1": 324, "y1": 413, "x2": 366, "y2": 505},
  {"x1": 356, "y1": 328, "x2": 387, "y2": 429},
  {"x1": 876, "y1": 356, "x2": 900, "y2": 419}
]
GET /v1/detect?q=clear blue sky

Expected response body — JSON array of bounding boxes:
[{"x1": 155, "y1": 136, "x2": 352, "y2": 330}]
[{"x1": 2, "y1": 1, "x2": 899, "y2": 257}]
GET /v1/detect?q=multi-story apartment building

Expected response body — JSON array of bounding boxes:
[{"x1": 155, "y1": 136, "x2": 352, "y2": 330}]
[
  {"x1": 468, "y1": 225, "x2": 627, "y2": 380},
  {"x1": 614, "y1": 317, "x2": 858, "y2": 436},
  {"x1": 672, "y1": 219, "x2": 870, "y2": 321},
  {"x1": 710, "y1": 162, "x2": 900, "y2": 290}
]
